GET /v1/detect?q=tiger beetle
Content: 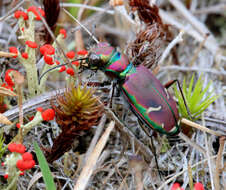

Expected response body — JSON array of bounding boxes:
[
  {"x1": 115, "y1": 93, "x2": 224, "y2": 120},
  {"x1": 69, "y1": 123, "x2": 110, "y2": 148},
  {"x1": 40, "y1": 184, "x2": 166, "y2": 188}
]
[
  {"x1": 84, "y1": 42, "x2": 191, "y2": 136},
  {"x1": 39, "y1": 42, "x2": 190, "y2": 136},
  {"x1": 39, "y1": 41, "x2": 224, "y2": 178}
]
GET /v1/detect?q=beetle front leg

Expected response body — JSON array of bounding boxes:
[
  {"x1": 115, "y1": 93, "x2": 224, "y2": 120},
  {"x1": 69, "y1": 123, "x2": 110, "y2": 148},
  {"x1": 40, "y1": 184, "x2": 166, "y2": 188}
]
[{"x1": 164, "y1": 80, "x2": 193, "y2": 120}]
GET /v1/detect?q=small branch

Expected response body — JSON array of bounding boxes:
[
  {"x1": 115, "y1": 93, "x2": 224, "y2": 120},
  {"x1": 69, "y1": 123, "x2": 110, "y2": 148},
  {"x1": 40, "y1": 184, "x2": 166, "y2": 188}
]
[
  {"x1": 60, "y1": 3, "x2": 114, "y2": 15},
  {"x1": 104, "y1": 107, "x2": 154, "y2": 163},
  {"x1": 192, "y1": 4, "x2": 226, "y2": 15},
  {"x1": 159, "y1": 30, "x2": 184, "y2": 65},
  {"x1": 168, "y1": 0, "x2": 211, "y2": 36},
  {"x1": 178, "y1": 132, "x2": 206, "y2": 155},
  {"x1": 215, "y1": 136, "x2": 226, "y2": 190},
  {"x1": 0, "y1": 0, "x2": 25, "y2": 21},
  {"x1": 203, "y1": 116, "x2": 215, "y2": 190},
  {"x1": 0, "y1": 51, "x2": 17, "y2": 58},
  {"x1": 63, "y1": 8, "x2": 99, "y2": 44},
  {"x1": 181, "y1": 118, "x2": 223, "y2": 136},
  {"x1": 161, "y1": 65, "x2": 226, "y2": 76},
  {"x1": 159, "y1": 10, "x2": 220, "y2": 59}
]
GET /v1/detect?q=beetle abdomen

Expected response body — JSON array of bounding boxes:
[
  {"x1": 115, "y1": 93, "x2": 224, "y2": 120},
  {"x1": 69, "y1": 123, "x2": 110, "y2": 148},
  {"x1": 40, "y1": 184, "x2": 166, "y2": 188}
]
[{"x1": 121, "y1": 65, "x2": 179, "y2": 135}]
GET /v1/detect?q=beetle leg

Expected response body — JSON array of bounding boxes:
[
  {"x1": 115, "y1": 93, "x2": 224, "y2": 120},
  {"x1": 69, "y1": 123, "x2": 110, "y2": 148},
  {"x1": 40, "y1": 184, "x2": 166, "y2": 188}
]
[
  {"x1": 138, "y1": 121, "x2": 163, "y2": 179},
  {"x1": 109, "y1": 81, "x2": 117, "y2": 108},
  {"x1": 164, "y1": 79, "x2": 194, "y2": 120}
]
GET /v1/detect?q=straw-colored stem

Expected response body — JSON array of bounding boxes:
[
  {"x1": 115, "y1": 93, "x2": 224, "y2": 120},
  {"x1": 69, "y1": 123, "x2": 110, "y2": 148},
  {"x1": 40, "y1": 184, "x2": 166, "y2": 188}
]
[
  {"x1": 180, "y1": 118, "x2": 222, "y2": 136},
  {"x1": 0, "y1": 51, "x2": 17, "y2": 58}
]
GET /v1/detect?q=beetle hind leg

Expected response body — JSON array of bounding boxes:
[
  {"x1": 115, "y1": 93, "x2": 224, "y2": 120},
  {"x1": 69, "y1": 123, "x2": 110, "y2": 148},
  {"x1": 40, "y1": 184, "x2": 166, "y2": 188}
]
[{"x1": 164, "y1": 79, "x2": 194, "y2": 120}]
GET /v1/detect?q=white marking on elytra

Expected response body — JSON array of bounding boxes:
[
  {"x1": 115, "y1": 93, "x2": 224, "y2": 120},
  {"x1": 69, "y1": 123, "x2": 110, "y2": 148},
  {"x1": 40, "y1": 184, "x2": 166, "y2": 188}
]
[
  {"x1": 146, "y1": 105, "x2": 162, "y2": 114},
  {"x1": 169, "y1": 126, "x2": 177, "y2": 133}
]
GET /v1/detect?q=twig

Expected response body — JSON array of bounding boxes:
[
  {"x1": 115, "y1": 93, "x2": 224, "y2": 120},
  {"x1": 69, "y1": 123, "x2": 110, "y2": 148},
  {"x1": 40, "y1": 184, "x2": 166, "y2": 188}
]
[
  {"x1": 192, "y1": 3, "x2": 226, "y2": 15},
  {"x1": 168, "y1": 0, "x2": 211, "y2": 36},
  {"x1": 178, "y1": 133, "x2": 206, "y2": 155},
  {"x1": 63, "y1": 8, "x2": 99, "y2": 44},
  {"x1": 215, "y1": 136, "x2": 226, "y2": 190},
  {"x1": 74, "y1": 121, "x2": 115, "y2": 190},
  {"x1": 203, "y1": 116, "x2": 215, "y2": 190},
  {"x1": 189, "y1": 34, "x2": 209, "y2": 66},
  {"x1": 104, "y1": 107, "x2": 154, "y2": 163},
  {"x1": 180, "y1": 118, "x2": 223, "y2": 136},
  {"x1": 187, "y1": 163, "x2": 194, "y2": 190},
  {"x1": 159, "y1": 9, "x2": 220, "y2": 59},
  {"x1": 0, "y1": 0, "x2": 25, "y2": 21},
  {"x1": 161, "y1": 65, "x2": 226, "y2": 76},
  {"x1": 0, "y1": 51, "x2": 17, "y2": 58},
  {"x1": 159, "y1": 30, "x2": 184, "y2": 65},
  {"x1": 60, "y1": 3, "x2": 114, "y2": 15},
  {"x1": 82, "y1": 114, "x2": 107, "y2": 167}
]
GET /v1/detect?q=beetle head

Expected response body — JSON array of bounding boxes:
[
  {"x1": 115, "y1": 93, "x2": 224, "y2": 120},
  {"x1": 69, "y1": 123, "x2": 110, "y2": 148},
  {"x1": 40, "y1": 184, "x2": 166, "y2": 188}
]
[{"x1": 87, "y1": 42, "x2": 115, "y2": 69}]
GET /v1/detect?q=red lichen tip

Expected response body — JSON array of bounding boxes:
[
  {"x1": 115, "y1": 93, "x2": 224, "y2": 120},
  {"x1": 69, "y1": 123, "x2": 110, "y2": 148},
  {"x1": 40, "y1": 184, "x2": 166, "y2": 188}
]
[
  {"x1": 72, "y1": 61, "x2": 80, "y2": 67},
  {"x1": 36, "y1": 107, "x2": 43, "y2": 112},
  {"x1": 16, "y1": 159, "x2": 35, "y2": 171},
  {"x1": 9, "y1": 47, "x2": 18, "y2": 58},
  {"x1": 21, "y1": 52, "x2": 28, "y2": 59},
  {"x1": 77, "y1": 50, "x2": 88, "y2": 56},
  {"x1": 1, "y1": 83, "x2": 13, "y2": 91},
  {"x1": 66, "y1": 68, "x2": 75, "y2": 76},
  {"x1": 4, "y1": 174, "x2": 8, "y2": 179},
  {"x1": 171, "y1": 183, "x2": 184, "y2": 190},
  {"x1": 27, "y1": 6, "x2": 45, "y2": 20},
  {"x1": 44, "y1": 54, "x2": 54, "y2": 65},
  {"x1": 41, "y1": 109, "x2": 55, "y2": 121},
  {"x1": 8, "y1": 143, "x2": 26, "y2": 154},
  {"x1": 20, "y1": 172, "x2": 24, "y2": 176},
  {"x1": 29, "y1": 116, "x2": 34, "y2": 121},
  {"x1": 25, "y1": 41, "x2": 38, "y2": 49},
  {"x1": 40, "y1": 44, "x2": 55, "y2": 55},
  {"x1": 1, "y1": 162, "x2": 4, "y2": 166},
  {"x1": 5, "y1": 69, "x2": 18, "y2": 87},
  {"x1": 14, "y1": 10, "x2": 28, "y2": 20},
  {"x1": 16, "y1": 123, "x2": 20, "y2": 129},
  {"x1": 55, "y1": 60, "x2": 60, "y2": 65},
  {"x1": 66, "y1": 51, "x2": 75, "y2": 59},
  {"x1": 194, "y1": 182, "x2": 205, "y2": 190},
  {"x1": 59, "y1": 66, "x2": 66, "y2": 72},
  {"x1": 22, "y1": 152, "x2": 33, "y2": 161},
  {"x1": 59, "y1": 29, "x2": 67, "y2": 39}
]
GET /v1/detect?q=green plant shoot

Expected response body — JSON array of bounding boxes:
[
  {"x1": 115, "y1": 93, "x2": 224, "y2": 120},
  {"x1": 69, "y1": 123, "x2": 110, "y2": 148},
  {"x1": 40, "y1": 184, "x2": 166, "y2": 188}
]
[{"x1": 174, "y1": 73, "x2": 219, "y2": 121}]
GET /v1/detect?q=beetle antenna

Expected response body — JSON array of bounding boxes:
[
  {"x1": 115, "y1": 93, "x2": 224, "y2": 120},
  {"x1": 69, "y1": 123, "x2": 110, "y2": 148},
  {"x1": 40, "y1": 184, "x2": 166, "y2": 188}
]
[
  {"x1": 63, "y1": 8, "x2": 99, "y2": 44},
  {"x1": 38, "y1": 57, "x2": 87, "y2": 84}
]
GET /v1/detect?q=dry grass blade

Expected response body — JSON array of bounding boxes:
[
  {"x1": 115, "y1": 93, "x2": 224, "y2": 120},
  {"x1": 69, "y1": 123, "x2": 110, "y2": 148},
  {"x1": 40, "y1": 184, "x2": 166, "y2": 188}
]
[
  {"x1": 180, "y1": 118, "x2": 223, "y2": 136},
  {"x1": 215, "y1": 136, "x2": 225, "y2": 190},
  {"x1": 0, "y1": 51, "x2": 17, "y2": 58},
  {"x1": 0, "y1": 113, "x2": 12, "y2": 125},
  {"x1": 74, "y1": 121, "x2": 115, "y2": 190},
  {"x1": 27, "y1": 172, "x2": 44, "y2": 190},
  {"x1": 0, "y1": 87, "x2": 17, "y2": 97},
  {"x1": 178, "y1": 132, "x2": 206, "y2": 155}
]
